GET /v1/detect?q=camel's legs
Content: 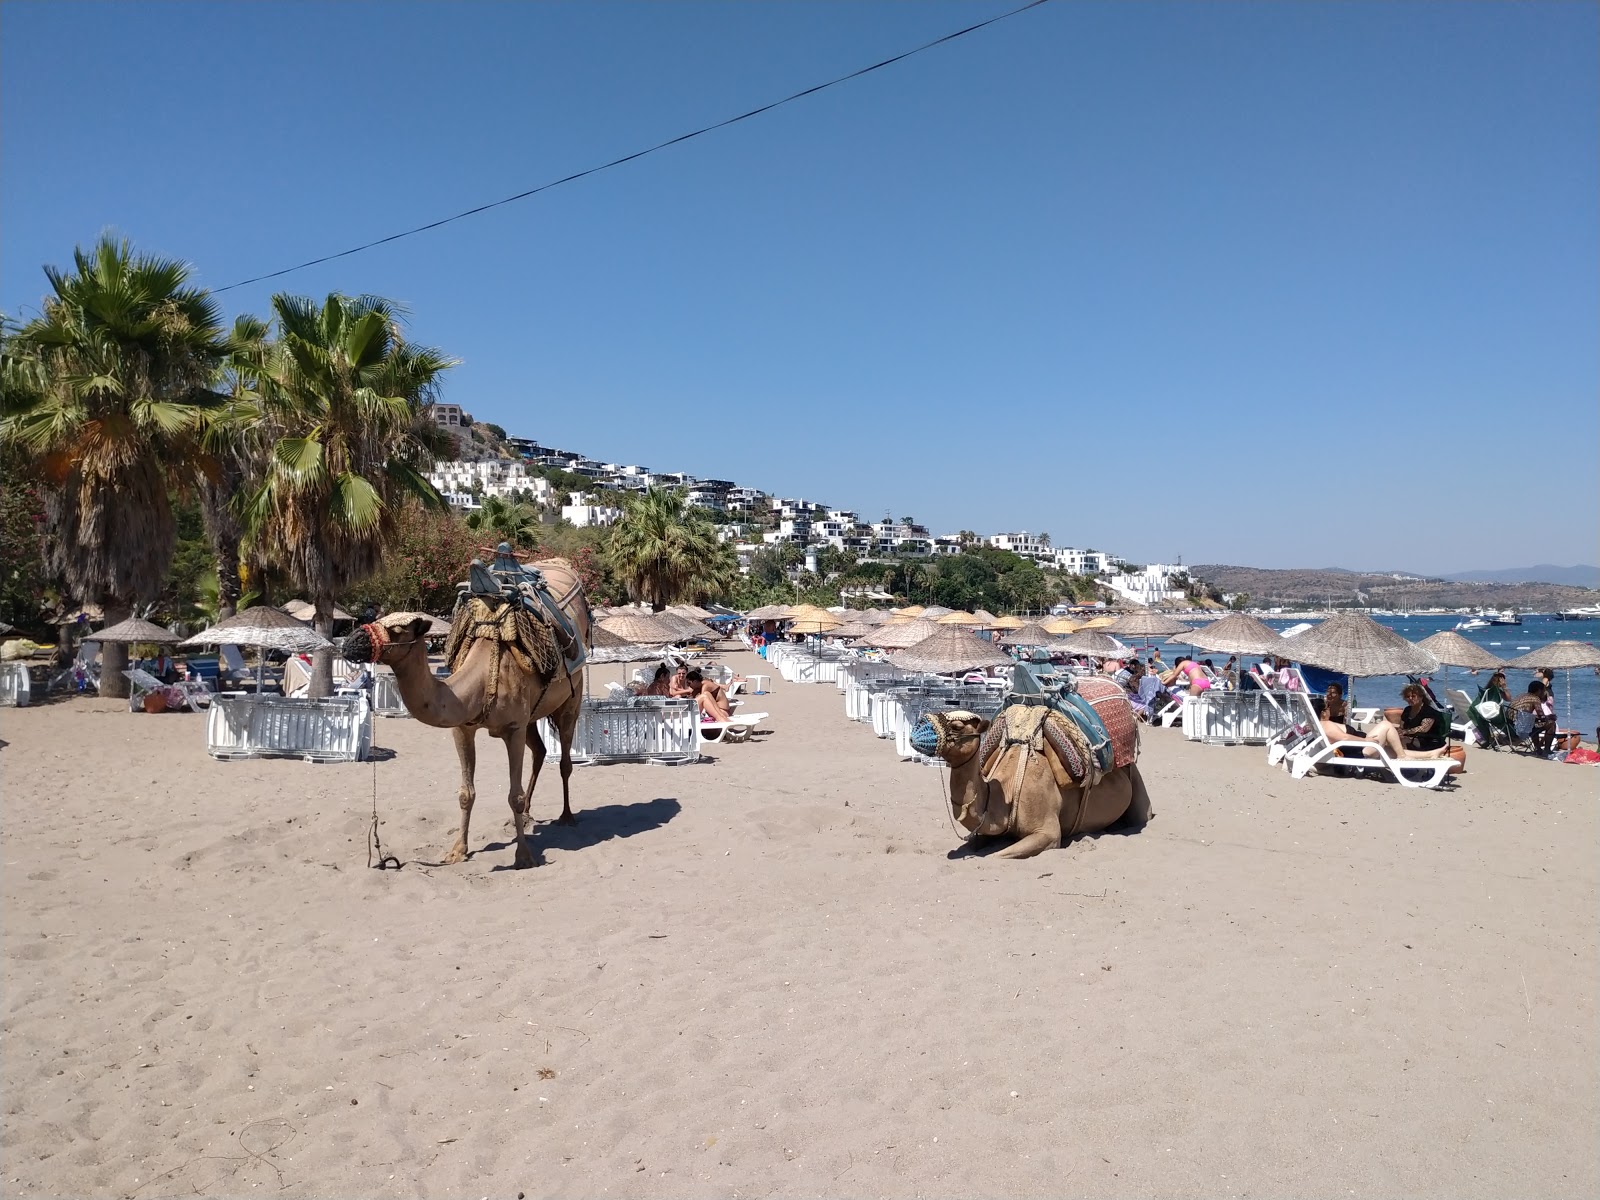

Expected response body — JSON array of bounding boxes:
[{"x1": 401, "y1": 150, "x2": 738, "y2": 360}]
[
  {"x1": 1121, "y1": 764, "x2": 1153, "y2": 827},
  {"x1": 523, "y1": 723, "x2": 548, "y2": 812},
  {"x1": 503, "y1": 726, "x2": 533, "y2": 869},
  {"x1": 553, "y1": 687, "x2": 582, "y2": 825},
  {"x1": 993, "y1": 828, "x2": 1061, "y2": 859},
  {"x1": 445, "y1": 726, "x2": 478, "y2": 864}
]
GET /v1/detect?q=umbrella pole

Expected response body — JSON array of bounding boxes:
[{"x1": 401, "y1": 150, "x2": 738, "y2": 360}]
[{"x1": 257, "y1": 653, "x2": 266, "y2": 695}]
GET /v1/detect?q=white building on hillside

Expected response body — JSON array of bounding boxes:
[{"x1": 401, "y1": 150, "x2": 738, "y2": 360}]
[
  {"x1": 428, "y1": 460, "x2": 552, "y2": 509},
  {"x1": 561, "y1": 491, "x2": 623, "y2": 528},
  {"x1": 1053, "y1": 547, "x2": 1111, "y2": 575},
  {"x1": 1107, "y1": 563, "x2": 1185, "y2": 607}
]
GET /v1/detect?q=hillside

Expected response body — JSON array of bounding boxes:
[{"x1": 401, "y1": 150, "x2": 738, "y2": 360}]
[
  {"x1": 1445, "y1": 564, "x2": 1600, "y2": 589},
  {"x1": 1190, "y1": 565, "x2": 1599, "y2": 612}
]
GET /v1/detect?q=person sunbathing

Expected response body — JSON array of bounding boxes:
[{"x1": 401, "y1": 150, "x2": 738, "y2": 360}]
[
  {"x1": 1319, "y1": 684, "x2": 1446, "y2": 760},
  {"x1": 685, "y1": 669, "x2": 731, "y2": 722},
  {"x1": 667, "y1": 665, "x2": 694, "y2": 698}
]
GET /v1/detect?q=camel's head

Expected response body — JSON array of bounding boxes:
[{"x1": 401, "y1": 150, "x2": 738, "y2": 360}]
[
  {"x1": 339, "y1": 612, "x2": 434, "y2": 665},
  {"x1": 910, "y1": 709, "x2": 989, "y2": 765}
]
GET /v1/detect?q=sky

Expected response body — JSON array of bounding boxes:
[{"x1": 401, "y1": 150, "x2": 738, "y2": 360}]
[{"x1": 3, "y1": 1, "x2": 1595, "y2": 575}]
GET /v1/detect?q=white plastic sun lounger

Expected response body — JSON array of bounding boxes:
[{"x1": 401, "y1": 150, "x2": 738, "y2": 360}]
[
  {"x1": 697, "y1": 711, "x2": 769, "y2": 745},
  {"x1": 1267, "y1": 718, "x2": 1454, "y2": 789}
]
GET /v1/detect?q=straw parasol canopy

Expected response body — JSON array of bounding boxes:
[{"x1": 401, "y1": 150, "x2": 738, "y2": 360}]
[
  {"x1": 827, "y1": 619, "x2": 876, "y2": 640},
  {"x1": 1287, "y1": 612, "x2": 1438, "y2": 678},
  {"x1": 1054, "y1": 631, "x2": 1130, "y2": 658},
  {"x1": 1042, "y1": 616, "x2": 1081, "y2": 635},
  {"x1": 598, "y1": 611, "x2": 683, "y2": 646},
  {"x1": 998, "y1": 621, "x2": 1057, "y2": 647},
  {"x1": 936, "y1": 610, "x2": 986, "y2": 626},
  {"x1": 852, "y1": 608, "x2": 892, "y2": 625},
  {"x1": 89, "y1": 616, "x2": 181, "y2": 645},
  {"x1": 1106, "y1": 612, "x2": 1192, "y2": 638},
  {"x1": 897, "y1": 605, "x2": 927, "y2": 618},
  {"x1": 282, "y1": 598, "x2": 354, "y2": 623},
  {"x1": 1504, "y1": 640, "x2": 1600, "y2": 670},
  {"x1": 785, "y1": 613, "x2": 843, "y2": 636},
  {"x1": 1179, "y1": 612, "x2": 1284, "y2": 657},
  {"x1": 919, "y1": 605, "x2": 954, "y2": 620},
  {"x1": 744, "y1": 604, "x2": 793, "y2": 620},
  {"x1": 669, "y1": 603, "x2": 715, "y2": 621},
  {"x1": 988, "y1": 614, "x2": 1025, "y2": 631},
  {"x1": 1081, "y1": 615, "x2": 1118, "y2": 630},
  {"x1": 182, "y1": 606, "x2": 331, "y2": 654},
  {"x1": 887, "y1": 626, "x2": 1014, "y2": 674},
  {"x1": 861, "y1": 617, "x2": 942, "y2": 650},
  {"x1": 655, "y1": 612, "x2": 711, "y2": 640},
  {"x1": 971, "y1": 609, "x2": 999, "y2": 626},
  {"x1": 1414, "y1": 631, "x2": 1507, "y2": 670}
]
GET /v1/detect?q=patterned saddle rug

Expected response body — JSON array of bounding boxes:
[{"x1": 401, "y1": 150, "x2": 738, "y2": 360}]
[{"x1": 976, "y1": 671, "x2": 1141, "y2": 791}]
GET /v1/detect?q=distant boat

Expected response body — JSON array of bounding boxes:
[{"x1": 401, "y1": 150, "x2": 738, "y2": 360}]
[
  {"x1": 1455, "y1": 617, "x2": 1491, "y2": 632},
  {"x1": 1555, "y1": 605, "x2": 1600, "y2": 621},
  {"x1": 1487, "y1": 610, "x2": 1522, "y2": 626}
]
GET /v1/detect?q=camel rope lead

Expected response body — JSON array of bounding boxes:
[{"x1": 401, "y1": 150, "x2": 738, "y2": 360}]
[{"x1": 368, "y1": 739, "x2": 400, "y2": 871}]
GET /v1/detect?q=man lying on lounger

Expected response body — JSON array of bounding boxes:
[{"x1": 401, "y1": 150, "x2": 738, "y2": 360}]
[{"x1": 685, "y1": 669, "x2": 731, "y2": 722}]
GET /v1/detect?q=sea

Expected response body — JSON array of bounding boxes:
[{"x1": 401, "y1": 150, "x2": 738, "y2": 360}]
[{"x1": 1132, "y1": 613, "x2": 1600, "y2": 738}]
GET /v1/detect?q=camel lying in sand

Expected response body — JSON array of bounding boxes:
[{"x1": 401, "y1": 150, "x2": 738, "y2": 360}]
[{"x1": 916, "y1": 708, "x2": 1152, "y2": 859}]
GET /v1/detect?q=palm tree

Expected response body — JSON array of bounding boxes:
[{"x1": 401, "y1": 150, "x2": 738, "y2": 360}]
[
  {"x1": 197, "y1": 315, "x2": 270, "y2": 620},
  {"x1": 245, "y1": 293, "x2": 455, "y2": 696},
  {"x1": 608, "y1": 487, "x2": 726, "y2": 610},
  {"x1": 465, "y1": 494, "x2": 539, "y2": 549},
  {"x1": 0, "y1": 237, "x2": 226, "y2": 696}
]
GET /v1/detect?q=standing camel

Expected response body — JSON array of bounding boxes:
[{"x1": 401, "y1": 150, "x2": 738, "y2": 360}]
[{"x1": 339, "y1": 559, "x2": 590, "y2": 869}]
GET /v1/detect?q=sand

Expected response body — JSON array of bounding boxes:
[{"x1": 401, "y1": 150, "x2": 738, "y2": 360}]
[{"x1": 3, "y1": 647, "x2": 1596, "y2": 1198}]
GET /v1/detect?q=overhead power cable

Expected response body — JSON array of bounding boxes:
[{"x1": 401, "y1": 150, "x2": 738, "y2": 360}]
[{"x1": 215, "y1": 0, "x2": 1051, "y2": 292}]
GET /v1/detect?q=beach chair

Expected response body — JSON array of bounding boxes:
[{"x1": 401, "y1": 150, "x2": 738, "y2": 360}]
[
  {"x1": 173, "y1": 677, "x2": 215, "y2": 709},
  {"x1": 1273, "y1": 723, "x2": 1454, "y2": 788},
  {"x1": 124, "y1": 668, "x2": 174, "y2": 712},
  {"x1": 697, "y1": 711, "x2": 769, "y2": 745},
  {"x1": 1443, "y1": 688, "x2": 1480, "y2": 743}
]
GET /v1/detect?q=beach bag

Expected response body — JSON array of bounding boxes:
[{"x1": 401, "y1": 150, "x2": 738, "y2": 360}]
[
  {"x1": 1475, "y1": 700, "x2": 1501, "y2": 720},
  {"x1": 1563, "y1": 745, "x2": 1600, "y2": 765}
]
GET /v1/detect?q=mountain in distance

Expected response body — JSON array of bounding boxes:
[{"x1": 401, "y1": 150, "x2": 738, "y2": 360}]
[
  {"x1": 1443, "y1": 565, "x2": 1600, "y2": 589},
  {"x1": 1190, "y1": 564, "x2": 1599, "y2": 610}
]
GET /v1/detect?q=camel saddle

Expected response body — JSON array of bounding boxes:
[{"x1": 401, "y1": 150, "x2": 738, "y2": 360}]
[
  {"x1": 978, "y1": 664, "x2": 1140, "y2": 791},
  {"x1": 460, "y1": 543, "x2": 588, "y2": 676}
]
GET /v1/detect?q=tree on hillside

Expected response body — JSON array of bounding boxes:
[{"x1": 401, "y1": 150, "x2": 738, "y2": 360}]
[
  {"x1": 607, "y1": 487, "x2": 726, "y2": 610},
  {"x1": 245, "y1": 293, "x2": 456, "y2": 696},
  {"x1": 0, "y1": 238, "x2": 226, "y2": 695},
  {"x1": 465, "y1": 494, "x2": 540, "y2": 549}
]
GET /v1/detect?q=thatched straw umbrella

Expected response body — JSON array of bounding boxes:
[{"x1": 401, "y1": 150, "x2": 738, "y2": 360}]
[
  {"x1": 745, "y1": 604, "x2": 794, "y2": 621},
  {"x1": 1179, "y1": 612, "x2": 1284, "y2": 658},
  {"x1": 861, "y1": 617, "x2": 942, "y2": 650},
  {"x1": 183, "y1": 606, "x2": 331, "y2": 692},
  {"x1": 853, "y1": 609, "x2": 892, "y2": 625},
  {"x1": 1081, "y1": 615, "x2": 1118, "y2": 630},
  {"x1": 1106, "y1": 612, "x2": 1192, "y2": 639},
  {"x1": 1288, "y1": 612, "x2": 1438, "y2": 701},
  {"x1": 997, "y1": 621, "x2": 1056, "y2": 648},
  {"x1": 1504, "y1": 640, "x2": 1600, "y2": 726},
  {"x1": 283, "y1": 598, "x2": 354, "y2": 623},
  {"x1": 971, "y1": 609, "x2": 999, "y2": 627},
  {"x1": 89, "y1": 616, "x2": 182, "y2": 647},
  {"x1": 598, "y1": 612, "x2": 682, "y2": 646},
  {"x1": 919, "y1": 605, "x2": 954, "y2": 620},
  {"x1": 588, "y1": 621, "x2": 675, "y2": 666},
  {"x1": 936, "y1": 611, "x2": 985, "y2": 627},
  {"x1": 896, "y1": 605, "x2": 927, "y2": 618},
  {"x1": 786, "y1": 613, "x2": 842, "y2": 635},
  {"x1": 887, "y1": 626, "x2": 1014, "y2": 675},
  {"x1": 1054, "y1": 631, "x2": 1130, "y2": 659},
  {"x1": 669, "y1": 603, "x2": 715, "y2": 621},
  {"x1": 1413, "y1": 631, "x2": 1506, "y2": 670},
  {"x1": 1042, "y1": 616, "x2": 1081, "y2": 635},
  {"x1": 988, "y1": 614, "x2": 1024, "y2": 631}
]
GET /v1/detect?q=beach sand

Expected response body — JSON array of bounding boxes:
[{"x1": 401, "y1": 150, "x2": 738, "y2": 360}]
[{"x1": 3, "y1": 647, "x2": 1596, "y2": 1198}]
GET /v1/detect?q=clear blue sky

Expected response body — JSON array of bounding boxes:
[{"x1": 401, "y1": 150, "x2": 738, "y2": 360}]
[{"x1": 3, "y1": 1, "x2": 1595, "y2": 574}]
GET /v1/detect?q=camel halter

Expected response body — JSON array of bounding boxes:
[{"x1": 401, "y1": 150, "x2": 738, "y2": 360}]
[{"x1": 360, "y1": 621, "x2": 392, "y2": 657}]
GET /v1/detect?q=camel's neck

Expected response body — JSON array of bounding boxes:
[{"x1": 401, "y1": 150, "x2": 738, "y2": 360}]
[
  {"x1": 386, "y1": 643, "x2": 476, "y2": 728},
  {"x1": 945, "y1": 750, "x2": 986, "y2": 832}
]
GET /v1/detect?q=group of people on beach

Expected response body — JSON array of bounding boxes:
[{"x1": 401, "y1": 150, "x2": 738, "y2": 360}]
[{"x1": 634, "y1": 662, "x2": 734, "y2": 722}]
